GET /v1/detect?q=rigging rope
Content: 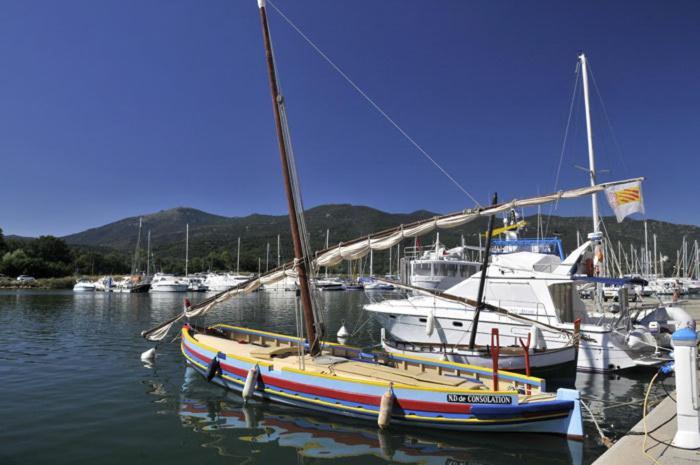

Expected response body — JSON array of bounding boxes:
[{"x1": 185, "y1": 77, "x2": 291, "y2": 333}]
[
  {"x1": 587, "y1": 60, "x2": 630, "y2": 177},
  {"x1": 266, "y1": 0, "x2": 481, "y2": 207},
  {"x1": 545, "y1": 63, "x2": 580, "y2": 237}
]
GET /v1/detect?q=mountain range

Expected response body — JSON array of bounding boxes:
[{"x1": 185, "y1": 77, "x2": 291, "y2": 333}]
[{"x1": 59, "y1": 204, "x2": 700, "y2": 274}]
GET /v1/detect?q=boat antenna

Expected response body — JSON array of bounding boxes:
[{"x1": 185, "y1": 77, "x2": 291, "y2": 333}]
[
  {"x1": 469, "y1": 192, "x2": 497, "y2": 350},
  {"x1": 258, "y1": 0, "x2": 320, "y2": 355}
]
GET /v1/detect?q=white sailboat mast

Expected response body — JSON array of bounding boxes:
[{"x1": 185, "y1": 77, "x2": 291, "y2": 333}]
[
  {"x1": 579, "y1": 53, "x2": 600, "y2": 234},
  {"x1": 185, "y1": 224, "x2": 189, "y2": 276},
  {"x1": 643, "y1": 220, "x2": 648, "y2": 276},
  {"x1": 324, "y1": 229, "x2": 329, "y2": 279},
  {"x1": 236, "y1": 237, "x2": 241, "y2": 274},
  {"x1": 146, "y1": 229, "x2": 151, "y2": 277}
]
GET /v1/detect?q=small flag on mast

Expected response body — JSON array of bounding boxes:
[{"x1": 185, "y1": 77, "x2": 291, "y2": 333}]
[{"x1": 604, "y1": 181, "x2": 644, "y2": 222}]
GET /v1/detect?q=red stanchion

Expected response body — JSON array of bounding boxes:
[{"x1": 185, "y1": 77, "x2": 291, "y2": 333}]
[{"x1": 491, "y1": 328, "x2": 500, "y2": 391}]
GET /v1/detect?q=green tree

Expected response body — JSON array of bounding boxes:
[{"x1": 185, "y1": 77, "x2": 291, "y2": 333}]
[
  {"x1": 28, "y1": 236, "x2": 72, "y2": 264},
  {"x1": 1, "y1": 249, "x2": 32, "y2": 276},
  {"x1": 0, "y1": 227, "x2": 6, "y2": 256}
]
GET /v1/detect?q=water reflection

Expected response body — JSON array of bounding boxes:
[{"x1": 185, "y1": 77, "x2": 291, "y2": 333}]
[
  {"x1": 576, "y1": 370, "x2": 667, "y2": 441},
  {"x1": 178, "y1": 368, "x2": 583, "y2": 465}
]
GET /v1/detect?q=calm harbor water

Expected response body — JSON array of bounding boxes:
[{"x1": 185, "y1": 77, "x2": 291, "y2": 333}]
[{"x1": 0, "y1": 289, "x2": 684, "y2": 465}]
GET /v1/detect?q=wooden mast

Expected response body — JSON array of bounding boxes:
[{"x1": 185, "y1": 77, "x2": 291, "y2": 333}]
[{"x1": 258, "y1": 0, "x2": 320, "y2": 355}]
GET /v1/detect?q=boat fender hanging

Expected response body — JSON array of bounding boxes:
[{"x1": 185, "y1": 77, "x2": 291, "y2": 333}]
[
  {"x1": 425, "y1": 308, "x2": 435, "y2": 337},
  {"x1": 529, "y1": 325, "x2": 547, "y2": 351},
  {"x1": 337, "y1": 320, "x2": 350, "y2": 339},
  {"x1": 242, "y1": 365, "x2": 260, "y2": 401},
  {"x1": 378, "y1": 383, "x2": 395, "y2": 429},
  {"x1": 206, "y1": 357, "x2": 221, "y2": 382},
  {"x1": 140, "y1": 347, "x2": 156, "y2": 362}
]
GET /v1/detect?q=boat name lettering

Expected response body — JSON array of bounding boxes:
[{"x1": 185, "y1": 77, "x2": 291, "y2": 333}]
[{"x1": 446, "y1": 394, "x2": 512, "y2": 404}]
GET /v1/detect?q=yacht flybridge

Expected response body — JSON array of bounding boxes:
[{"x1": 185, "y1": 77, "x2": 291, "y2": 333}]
[{"x1": 401, "y1": 233, "x2": 481, "y2": 291}]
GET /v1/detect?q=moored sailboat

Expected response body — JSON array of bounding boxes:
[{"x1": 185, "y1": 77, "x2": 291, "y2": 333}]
[{"x1": 154, "y1": 1, "x2": 585, "y2": 438}]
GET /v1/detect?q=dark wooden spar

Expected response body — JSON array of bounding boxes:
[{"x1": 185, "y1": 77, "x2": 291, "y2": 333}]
[{"x1": 258, "y1": 0, "x2": 320, "y2": 355}]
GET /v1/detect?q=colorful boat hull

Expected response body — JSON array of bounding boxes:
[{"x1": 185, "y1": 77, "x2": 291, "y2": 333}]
[{"x1": 181, "y1": 326, "x2": 583, "y2": 438}]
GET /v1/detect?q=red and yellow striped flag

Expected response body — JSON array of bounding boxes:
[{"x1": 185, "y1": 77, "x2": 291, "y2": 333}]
[{"x1": 605, "y1": 181, "x2": 644, "y2": 222}]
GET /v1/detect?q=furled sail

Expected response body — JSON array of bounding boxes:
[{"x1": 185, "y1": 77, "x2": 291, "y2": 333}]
[
  {"x1": 141, "y1": 176, "x2": 642, "y2": 341},
  {"x1": 314, "y1": 177, "x2": 642, "y2": 267}
]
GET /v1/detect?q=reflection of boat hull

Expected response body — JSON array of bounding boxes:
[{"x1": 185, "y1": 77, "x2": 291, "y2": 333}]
[
  {"x1": 181, "y1": 325, "x2": 583, "y2": 437},
  {"x1": 381, "y1": 332, "x2": 578, "y2": 388},
  {"x1": 177, "y1": 387, "x2": 583, "y2": 465}
]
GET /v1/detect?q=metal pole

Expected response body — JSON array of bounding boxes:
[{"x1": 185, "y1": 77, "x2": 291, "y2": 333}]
[
  {"x1": 469, "y1": 193, "x2": 498, "y2": 350},
  {"x1": 389, "y1": 244, "x2": 392, "y2": 277},
  {"x1": 258, "y1": 0, "x2": 319, "y2": 354},
  {"x1": 644, "y1": 221, "x2": 649, "y2": 276},
  {"x1": 146, "y1": 230, "x2": 151, "y2": 277},
  {"x1": 654, "y1": 234, "x2": 658, "y2": 277},
  {"x1": 236, "y1": 237, "x2": 240, "y2": 274},
  {"x1": 277, "y1": 234, "x2": 281, "y2": 267},
  {"x1": 325, "y1": 229, "x2": 329, "y2": 279},
  {"x1": 579, "y1": 53, "x2": 600, "y2": 233}
]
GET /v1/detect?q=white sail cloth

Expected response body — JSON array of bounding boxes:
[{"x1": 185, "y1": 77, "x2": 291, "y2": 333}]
[{"x1": 313, "y1": 178, "x2": 643, "y2": 269}]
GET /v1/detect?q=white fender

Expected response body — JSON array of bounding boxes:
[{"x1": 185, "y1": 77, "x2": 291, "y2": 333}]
[
  {"x1": 378, "y1": 383, "x2": 395, "y2": 429},
  {"x1": 336, "y1": 321, "x2": 349, "y2": 338},
  {"x1": 140, "y1": 348, "x2": 156, "y2": 362},
  {"x1": 242, "y1": 365, "x2": 259, "y2": 401},
  {"x1": 529, "y1": 326, "x2": 546, "y2": 350},
  {"x1": 665, "y1": 306, "x2": 696, "y2": 330},
  {"x1": 425, "y1": 308, "x2": 435, "y2": 337}
]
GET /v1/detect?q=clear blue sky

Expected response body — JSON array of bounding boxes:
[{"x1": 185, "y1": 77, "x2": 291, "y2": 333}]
[{"x1": 1, "y1": 0, "x2": 698, "y2": 237}]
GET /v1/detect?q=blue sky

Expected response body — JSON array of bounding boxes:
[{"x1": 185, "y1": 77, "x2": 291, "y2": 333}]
[{"x1": 1, "y1": 0, "x2": 698, "y2": 237}]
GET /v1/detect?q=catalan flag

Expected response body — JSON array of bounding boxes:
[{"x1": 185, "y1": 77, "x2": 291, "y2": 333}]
[{"x1": 604, "y1": 181, "x2": 644, "y2": 222}]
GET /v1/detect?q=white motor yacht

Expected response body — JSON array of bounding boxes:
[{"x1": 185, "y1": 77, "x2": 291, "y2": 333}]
[
  {"x1": 184, "y1": 276, "x2": 208, "y2": 292},
  {"x1": 150, "y1": 273, "x2": 188, "y2": 292},
  {"x1": 365, "y1": 240, "x2": 693, "y2": 373},
  {"x1": 73, "y1": 279, "x2": 96, "y2": 292},
  {"x1": 93, "y1": 276, "x2": 114, "y2": 292},
  {"x1": 203, "y1": 273, "x2": 250, "y2": 292}
]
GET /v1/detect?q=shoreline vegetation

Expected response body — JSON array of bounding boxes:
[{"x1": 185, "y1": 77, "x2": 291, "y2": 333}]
[{"x1": 0, "y1": 277, "x2": 79, "y2": 290}]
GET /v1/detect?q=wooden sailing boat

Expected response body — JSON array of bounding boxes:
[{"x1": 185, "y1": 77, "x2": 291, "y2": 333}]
[{"x1": 180, "y1": 0, "x2": 582, "y2": 437}]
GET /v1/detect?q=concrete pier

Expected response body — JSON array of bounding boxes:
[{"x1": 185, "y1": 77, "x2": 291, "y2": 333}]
[
  {"x1": 592, "y1": 387, "x2": 700, "y2": 465},
  {"x1": 593, "y1": 299, "x2": 700, "y2": 464}
]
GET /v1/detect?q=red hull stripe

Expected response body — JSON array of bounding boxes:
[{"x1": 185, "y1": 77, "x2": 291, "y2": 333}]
[{"x1": 184, "y1": 341, "x2": 472, "y2": 415}]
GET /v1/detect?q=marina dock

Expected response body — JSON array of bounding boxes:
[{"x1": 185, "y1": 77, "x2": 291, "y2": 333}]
[
  {"x1": 593, "y1": 386, "x2": 699, "y2": 464},
  {"x1": 593, "y1": 340, "x2": 700, "y2": 465}
]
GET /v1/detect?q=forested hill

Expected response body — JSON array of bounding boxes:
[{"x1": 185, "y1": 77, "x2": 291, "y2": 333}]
[{"x1": 59, "y1": 204, "x2": 700, "y2": 274}]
